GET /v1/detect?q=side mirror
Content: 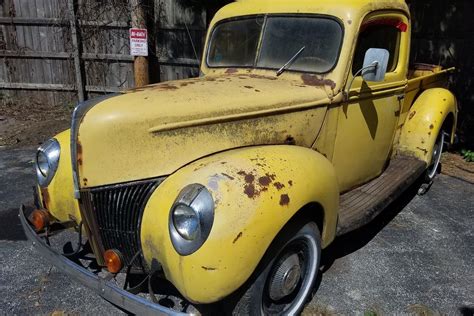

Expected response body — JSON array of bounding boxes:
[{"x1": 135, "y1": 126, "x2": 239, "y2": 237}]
[{"x1": 362, "y1": 48, "x2": 390, "y2": 82}]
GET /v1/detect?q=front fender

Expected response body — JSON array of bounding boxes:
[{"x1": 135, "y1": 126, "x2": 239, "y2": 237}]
[
  {"x1": 39, "y1": 130, "x2": 81, "y2": 224},
  {"x1": 140, "y1": 145, "x2": 339, "y2": 304},
  {"x1": 398, "y1": 88, "x2": 457, "y2": 162}
]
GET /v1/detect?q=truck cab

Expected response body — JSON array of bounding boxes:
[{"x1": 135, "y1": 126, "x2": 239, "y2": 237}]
[{"x1": 22, "y1": 0, "x2": 457, "y2": 314}]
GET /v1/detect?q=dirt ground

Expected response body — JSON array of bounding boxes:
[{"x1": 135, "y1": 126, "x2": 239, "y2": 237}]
[
  {"x1": 0, "y1": 102, "x2": 70, "y2": 147},
  {"x1": 441, "y1": 152, "x2": 474, "y2": 184}
]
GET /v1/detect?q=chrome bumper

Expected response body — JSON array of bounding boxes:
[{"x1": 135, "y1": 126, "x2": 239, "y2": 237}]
[{"x1": 19, "y1": 205, "x2": 186, "y2": 316}]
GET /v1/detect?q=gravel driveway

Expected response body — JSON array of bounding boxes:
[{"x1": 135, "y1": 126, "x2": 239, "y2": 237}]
[{"x1": 0, "y1": 147, "x2": 473, "y2": 315}]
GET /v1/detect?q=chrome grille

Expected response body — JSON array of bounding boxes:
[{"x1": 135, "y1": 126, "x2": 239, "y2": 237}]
[{"x1": 80, "y1": 179, "x2": 160, "y2": 267}]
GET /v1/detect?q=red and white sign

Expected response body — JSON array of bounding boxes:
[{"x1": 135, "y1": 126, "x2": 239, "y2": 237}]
[{"x1": 129, "y1": 28, "x2": 148, "y2": 56}]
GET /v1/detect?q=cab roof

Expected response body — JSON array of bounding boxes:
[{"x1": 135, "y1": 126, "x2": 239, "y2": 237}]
[{"x1": 213, "y1": 0, "x2": 409, "y2": 24}]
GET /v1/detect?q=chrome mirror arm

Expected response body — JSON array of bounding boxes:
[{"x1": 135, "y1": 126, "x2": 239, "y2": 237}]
[{"x1": 343, "y1": 61, "x2": 379, "y2": 101}]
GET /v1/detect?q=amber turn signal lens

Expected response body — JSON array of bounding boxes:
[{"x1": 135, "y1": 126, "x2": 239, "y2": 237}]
[
  {"x1": 104, "y1": 249, "x2": 123, "y2": 274},
  {"x1": 29, "y1": 209, "x2": 50, "y2": 231}
]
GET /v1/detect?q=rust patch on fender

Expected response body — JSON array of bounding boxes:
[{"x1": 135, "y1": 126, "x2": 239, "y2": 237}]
[
  {"x1": 416, "y1": 147, "x2": 429, "y2": 155},
  {"x1": 244, "y1": 184, "x2": 256, "y2": 198},
  {"x1": 301, "y1": 74, "x2": 336, "y2": 90},
  {"x1": 233, "y1": 232, "x2": 243, "y2": 244},
  {"x1": 221, "y1": 173, "x2": 234, "y2": 180},
  {"x1": 285, "y1": 136, "x2": 296, "y2": 145},
  {"x1": 288, "y1": 180, "x2": 293, "y2": 187},
  {"x1": 40, "y1": 187, "x2": 50, "y2": 209},
  {"x1": 77, "y1": 140, "x2": 83, "y2": 166},
  {"x1": 274, "y1": 182, "x2": 285, "y2": 190},
  {"x1": 258, "y1": 176, "x2": 272, "y2": 187},
  {"x1": 244, "y1": 86, "x2": 254, "y2": 89},
  {"x1": 244, "y1": 174, "x2": 255, "y2": 184},
  {"x1": 279, "y1": 194, "x2": 290, "y2": 206},
  {"x1": 429, "y1": 124, "x2": 434, "y2": 130},
  {"x1": 239, "y1": 171, "x2": 276, "y2": 199},
  {"x1": 201, "y1": 266, "x2": 217, "y2": 271},
  {"x1": 408, "y1": 111, "x2": 416, "y2": 120}
]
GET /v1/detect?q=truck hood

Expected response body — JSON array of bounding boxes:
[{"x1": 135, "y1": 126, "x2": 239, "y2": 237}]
[{"x1": 78, "y1": 74, "x2": 331, "y2": 187}]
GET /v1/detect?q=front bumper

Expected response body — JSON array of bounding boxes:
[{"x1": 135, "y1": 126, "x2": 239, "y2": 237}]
[{"x1": 19, "y1": 205, "x2": 186, "y2": 315}]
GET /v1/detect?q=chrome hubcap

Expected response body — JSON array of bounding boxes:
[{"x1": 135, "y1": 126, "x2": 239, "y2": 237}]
[
  {"x1": 268, "y1": 253, "x2": 301, "y2": 301},
  {"x1": 427, "y1": 131, "x2": 445, "y2": 180}
]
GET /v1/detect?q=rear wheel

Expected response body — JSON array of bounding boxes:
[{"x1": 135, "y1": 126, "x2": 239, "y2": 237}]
[
  {"x1": 230, "y1": 221, "x2": 321, "y2": 315},
  {"x1": 419, "y1": 128, "x2": 446, "y2": 195},
  {"x1": 426, "y1": 129, "x2": 445, "y2": 181}
]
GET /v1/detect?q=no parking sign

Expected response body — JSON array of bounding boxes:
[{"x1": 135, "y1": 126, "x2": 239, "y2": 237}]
[{"x1": 129, "y1": 28, "x2": 148, "y2": 56}]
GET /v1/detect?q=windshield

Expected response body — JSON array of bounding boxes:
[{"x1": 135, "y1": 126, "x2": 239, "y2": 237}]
[{"x1": 207, "y1": 15, "x2": 343, "y2": 74}]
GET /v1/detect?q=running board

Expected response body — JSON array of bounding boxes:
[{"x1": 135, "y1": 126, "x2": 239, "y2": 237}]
[{"x1": 336, "y1": 156, "x2": 427, "y2": 236}]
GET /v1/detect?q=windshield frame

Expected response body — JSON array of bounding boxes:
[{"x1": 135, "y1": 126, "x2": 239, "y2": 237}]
[{"x1": 206, "y1": 13, "x2": 345, "y2": 75}]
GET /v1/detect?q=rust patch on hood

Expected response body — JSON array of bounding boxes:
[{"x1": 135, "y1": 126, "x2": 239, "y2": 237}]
[
  {"x1": 153, "y1": 83, "x2": 179, "y2": 90},
  {"x1": 301, "y1": 74, "x2": 336, "y2": 90},
  {"x1": 238, "y1": 74, "x2": 277, "y2": 81},
  {"x1": 179, "y1": 81, "x2": 196, "y2": 87},
  {"x1": 225, "y1": 68, "x2": 238, "y2": 74},
  {"x1": 201, "y1": 266, "x2": 217, "y2": 271}
]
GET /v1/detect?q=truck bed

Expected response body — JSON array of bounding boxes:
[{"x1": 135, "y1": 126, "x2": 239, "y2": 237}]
[{"x1": 403, "y1": 64, "x2": 455, "y2": 114}]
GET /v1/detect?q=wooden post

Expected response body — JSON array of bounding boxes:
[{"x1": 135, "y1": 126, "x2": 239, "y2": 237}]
[
  {"x1": 130, "y1": 0, "x2": 149, "y2": 87},
  {"x1": 68, "y1": 0, "x2": 85, "y2": 102}
]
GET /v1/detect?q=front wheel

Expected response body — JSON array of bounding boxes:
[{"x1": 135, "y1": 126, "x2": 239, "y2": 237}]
[{"x1": 229, "y1": 221, "x2": 321, "y2": 315}]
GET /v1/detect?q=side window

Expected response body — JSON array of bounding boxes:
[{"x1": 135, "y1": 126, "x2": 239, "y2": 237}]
[{"x1": 352, "y1": 19, "x2": 402, "y2": 75}]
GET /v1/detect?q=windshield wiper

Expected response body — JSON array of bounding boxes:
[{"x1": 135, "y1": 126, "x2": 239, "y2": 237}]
[{"x1": 276, "y1": 46, "x2": 306, "y2": 76}]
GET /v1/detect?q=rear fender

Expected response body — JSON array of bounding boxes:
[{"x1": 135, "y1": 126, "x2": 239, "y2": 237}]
[
  {"x1": 398, "y1": 88, "x2": 457, "y2": 163},
  {"x1": 140, "y1": 145, "x2": 339, "y2": 304}
]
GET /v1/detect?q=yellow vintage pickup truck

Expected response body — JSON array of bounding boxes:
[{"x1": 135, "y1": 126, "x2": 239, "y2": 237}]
[{"x1": 21, "y1": 0, "x2": 457, "y2": 314}]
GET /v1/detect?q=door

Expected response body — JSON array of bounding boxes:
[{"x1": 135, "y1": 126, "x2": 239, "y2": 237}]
[{"x1": 332, "y1": 12, "x2": 410, "y2": 192}]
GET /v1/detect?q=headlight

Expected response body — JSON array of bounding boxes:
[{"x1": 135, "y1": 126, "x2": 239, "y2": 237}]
[
  {"x1": 169, "y1": 184, "x2": 214, "y2": 256},
  {"x1": 36, "y1": 138, "x2": 61, "y2": 187}
]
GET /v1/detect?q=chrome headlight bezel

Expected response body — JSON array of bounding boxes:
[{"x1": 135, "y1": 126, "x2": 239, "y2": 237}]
[
  {"x1": 169, "y1": 184, "x2": 214, "y2": 256},
  {"x1": 36, "y1": 138, "x2": 61, "y2": 187}
]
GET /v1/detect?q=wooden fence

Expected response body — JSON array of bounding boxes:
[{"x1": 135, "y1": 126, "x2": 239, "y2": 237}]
[{"x1": 0, "y1": 0, "x2": 206, "y2": 106}]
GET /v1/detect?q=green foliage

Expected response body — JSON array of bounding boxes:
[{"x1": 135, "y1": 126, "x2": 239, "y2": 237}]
[{"x1": 461, "y1": 149, "x2": 474, "y2": 162}]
